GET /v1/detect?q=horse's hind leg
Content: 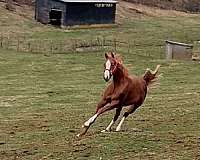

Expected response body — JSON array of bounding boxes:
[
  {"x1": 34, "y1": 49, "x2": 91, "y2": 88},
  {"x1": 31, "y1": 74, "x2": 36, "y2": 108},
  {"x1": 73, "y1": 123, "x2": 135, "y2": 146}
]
[
  {"x1": 116, "y1": 105, "x2": 138, "y2": 132},
  {"x1": 101, "y1": 107, "x2": 122, "y2": 132},
  {"x1": 77, "y1": 100, "x2": 119, "y2": 137}
]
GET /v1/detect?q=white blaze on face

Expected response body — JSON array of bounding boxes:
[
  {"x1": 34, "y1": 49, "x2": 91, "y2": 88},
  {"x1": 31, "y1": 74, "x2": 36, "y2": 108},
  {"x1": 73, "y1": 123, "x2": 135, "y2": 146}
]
[{"x1": 104, "y1": 60, "x2": 111, "y2": 80}]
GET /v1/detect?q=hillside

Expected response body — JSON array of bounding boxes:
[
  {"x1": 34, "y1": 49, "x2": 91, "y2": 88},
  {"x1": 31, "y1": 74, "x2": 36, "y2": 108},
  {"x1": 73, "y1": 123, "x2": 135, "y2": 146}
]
[
  {"x1": 1, "y1": 0, "x2": 199, "y2": 22},
  {"x1": 125, "y1": 0, "x2": 200, "y2": 12},
  {"x1": 2, "y1": 0, "x2": 200, "y2": 12},
  {"x1": 116, "y1": 0, "x2": 194, "y2": 21},
  {"x1": 0, "y1": 0, "x2": 33, "y2": 6}
]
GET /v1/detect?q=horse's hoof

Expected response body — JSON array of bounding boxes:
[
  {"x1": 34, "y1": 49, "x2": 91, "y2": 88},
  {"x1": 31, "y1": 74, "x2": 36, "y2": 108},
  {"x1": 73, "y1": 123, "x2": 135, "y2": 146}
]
[
  {"x1": 101, "y1": 130, "x2": 106, "y2": 133},
  {"x1": 115, "y1": 128, "x2": 121, "y2": 132},
  {"x1": 101, "y1": 129, "x2": 110, "y2": 133},
  {"x1": 76, "y1": 134, "x2": 80, "y2": 137}
]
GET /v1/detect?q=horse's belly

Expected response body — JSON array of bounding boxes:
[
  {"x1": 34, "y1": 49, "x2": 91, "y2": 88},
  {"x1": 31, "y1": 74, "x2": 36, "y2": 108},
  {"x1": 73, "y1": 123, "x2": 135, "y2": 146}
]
[{"x1": 123, "y1": 85, "x2": 147, "y2": 107}]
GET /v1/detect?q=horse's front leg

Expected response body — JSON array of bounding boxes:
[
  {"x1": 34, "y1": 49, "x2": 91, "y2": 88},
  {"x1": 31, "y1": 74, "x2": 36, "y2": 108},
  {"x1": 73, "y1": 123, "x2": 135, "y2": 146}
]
[
  {"x1": 101, "y1": 107, "x2": 122, "y2": 132},
  {"x1": 76, "y1": 98, "x2": 109, "y2": 137},
  {"x1": 95, "y1": 96, "x2": 111, "y2": 113},
  {"x1": 77, "y1": 100, "x2": 119, "y2": 137}
]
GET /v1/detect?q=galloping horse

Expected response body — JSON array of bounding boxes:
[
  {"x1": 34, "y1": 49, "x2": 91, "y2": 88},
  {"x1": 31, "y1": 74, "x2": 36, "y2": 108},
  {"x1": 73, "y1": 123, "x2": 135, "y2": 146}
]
[{"x1": 77, "y1": 52, "x2": 160, "y2": 137}]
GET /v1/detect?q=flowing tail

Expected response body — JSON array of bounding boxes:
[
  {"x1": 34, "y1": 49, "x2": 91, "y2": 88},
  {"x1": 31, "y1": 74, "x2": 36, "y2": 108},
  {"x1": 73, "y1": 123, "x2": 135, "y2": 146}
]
[{"x1": 143, "y1": 65, "x2": 161, "y2": 87}]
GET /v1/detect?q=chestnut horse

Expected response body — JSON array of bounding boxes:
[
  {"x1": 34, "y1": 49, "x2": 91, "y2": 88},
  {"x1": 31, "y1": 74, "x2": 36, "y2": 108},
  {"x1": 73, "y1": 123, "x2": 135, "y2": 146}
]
[{"x1": 77, "y1": 52, "x2": 160, "y2": 137}]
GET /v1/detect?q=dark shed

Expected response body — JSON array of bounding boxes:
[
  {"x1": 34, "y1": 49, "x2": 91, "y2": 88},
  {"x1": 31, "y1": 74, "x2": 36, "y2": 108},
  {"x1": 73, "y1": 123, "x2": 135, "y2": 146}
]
[{"x1": 35, "y1": 0, "x2": 117, "y2": 26}]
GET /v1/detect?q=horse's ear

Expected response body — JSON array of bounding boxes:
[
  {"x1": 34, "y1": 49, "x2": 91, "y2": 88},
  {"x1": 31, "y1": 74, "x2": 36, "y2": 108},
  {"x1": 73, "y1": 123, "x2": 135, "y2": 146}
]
[
  {"x1": 105, "y1": 53, "x2": 108, "y2": 59},
  {"x1": 111, "y1": 52, "x2": 115, "y2": 58}
]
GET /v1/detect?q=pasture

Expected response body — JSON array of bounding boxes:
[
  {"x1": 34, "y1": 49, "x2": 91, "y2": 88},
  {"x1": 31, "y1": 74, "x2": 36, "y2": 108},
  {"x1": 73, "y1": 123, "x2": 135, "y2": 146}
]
[{"x1": 0, "y1": 4, "x2": 200, "y2": 159}]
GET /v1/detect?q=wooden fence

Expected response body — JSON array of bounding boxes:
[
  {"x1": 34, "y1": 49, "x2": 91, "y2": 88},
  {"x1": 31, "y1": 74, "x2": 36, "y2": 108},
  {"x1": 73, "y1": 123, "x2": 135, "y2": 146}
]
[
  {"x1": 1, "y1": 33, "x2": 177, "y2": 59},
  {"x1": 0, "y1": 33, "x2": 132, "y2": 54}
]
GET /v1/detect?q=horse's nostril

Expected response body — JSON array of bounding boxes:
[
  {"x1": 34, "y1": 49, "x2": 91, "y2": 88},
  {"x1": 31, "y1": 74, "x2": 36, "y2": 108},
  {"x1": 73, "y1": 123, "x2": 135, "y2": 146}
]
[
  {"x1": 103, "y1": 75, "x2": 109, "y2": 82},
  {"x1": 105, "y1": 78, "x2": 109, "y2": 82},
  {"x1": 104, "y1": 76, "x2": 108, "y2": 81}
]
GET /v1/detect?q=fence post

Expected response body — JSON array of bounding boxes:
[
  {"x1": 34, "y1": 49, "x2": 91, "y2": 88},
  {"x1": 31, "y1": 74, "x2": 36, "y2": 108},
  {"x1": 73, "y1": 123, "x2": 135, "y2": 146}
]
[
  {"x1": 59, "y1": 40, "x2": 62, "y2": 53},
  {"x1": 90, "y1": 39, "x2": 93, "y2": 51},
  {"x1": 0, "y1": 34, "x2": 3, "y2": 48},
  {"x1": 7, "y1": 35, "x2": 10, "y2": 50},
  {"x1": 72, "y1": 39, "x2": 77, "y2": 53},
  {"x1": 102, "y1": 36, "x2": 105, "y2": 51},
  {"x1": 32, "y1": 40, "x2": 35, "y2": 53},
  {"x1": 128, "y1": 41, "x2": 131, "y2": 54},
  {"x1": 38, "y1": 40, "x2": 41, "y2": 53},
  {"x1": 114, "y1": 38, "x2": 117, "y2": 51},
  {"x1": 28, "y1": 42, "x2": 30, "y2": 52},
  {"x1": 17, "y1": 38, "x2": 20, "y2": 52},
  {"x1": 50, "y1": 40, "x2": 53, "y2": 54},
  {"x1": 23, "y1": 36, "x2": 27, "y2": 52},
  {"x1": 42, "y1": 40, "x2": 46, "y2": 54},
  {"x1": 96, "y1": 37, "x2": 100, "y2": 51}
]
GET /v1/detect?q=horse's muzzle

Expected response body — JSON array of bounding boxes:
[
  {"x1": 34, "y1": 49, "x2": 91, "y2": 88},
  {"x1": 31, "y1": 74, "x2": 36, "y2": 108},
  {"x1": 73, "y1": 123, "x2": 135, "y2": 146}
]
[
  {"x1": 103, "y1": 70, "x2": 111, "y2": 82},
  {"x1": 104, "y1": 77, "x2": 110, "y2": 82}
]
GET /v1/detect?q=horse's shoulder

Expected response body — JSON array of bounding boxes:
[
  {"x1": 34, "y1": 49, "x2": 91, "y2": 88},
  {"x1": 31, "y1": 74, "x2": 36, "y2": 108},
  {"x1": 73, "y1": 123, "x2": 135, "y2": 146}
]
[
  {"x1": 102, "y1": 82, "x2": 114, "y2": 95},
  {"x1": 106, "y1": 82, "x2": 114, "y2": 88}
]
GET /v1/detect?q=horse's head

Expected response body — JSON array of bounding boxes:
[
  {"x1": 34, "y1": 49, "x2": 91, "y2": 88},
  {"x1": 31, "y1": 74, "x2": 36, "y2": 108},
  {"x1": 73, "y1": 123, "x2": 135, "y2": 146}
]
[{"x1": 103, "y1": 52, "x2": 119, "y2": 82}]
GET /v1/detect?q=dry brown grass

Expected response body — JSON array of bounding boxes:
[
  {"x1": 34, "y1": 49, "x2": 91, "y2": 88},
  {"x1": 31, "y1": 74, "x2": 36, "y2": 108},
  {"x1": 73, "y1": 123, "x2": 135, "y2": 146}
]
[{"x1": 116, "y1": 0, "x2": 198, "y2": 22}]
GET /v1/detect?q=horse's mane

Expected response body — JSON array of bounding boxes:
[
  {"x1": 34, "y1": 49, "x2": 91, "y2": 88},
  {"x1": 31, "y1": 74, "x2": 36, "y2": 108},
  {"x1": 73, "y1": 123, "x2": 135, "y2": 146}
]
[
  {"x1": 115, "y1": 54, "x2": 129, "y2": 76},
  {"x1": 115, "y1": 54, "x2": 123, "y2": 64}
]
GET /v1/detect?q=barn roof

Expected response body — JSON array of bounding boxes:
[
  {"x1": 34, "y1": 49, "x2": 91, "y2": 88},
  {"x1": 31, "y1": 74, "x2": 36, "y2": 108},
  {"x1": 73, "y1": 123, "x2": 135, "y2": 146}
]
[{"x1": 59, "y1": 0, "x2": 117, "y2": 3}]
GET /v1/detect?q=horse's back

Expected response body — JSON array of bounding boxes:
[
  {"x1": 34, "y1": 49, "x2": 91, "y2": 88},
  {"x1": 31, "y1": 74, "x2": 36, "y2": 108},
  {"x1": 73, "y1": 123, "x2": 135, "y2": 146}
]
[{"x1": 124, "y1": 75, "x2": 147, "y2": 106}]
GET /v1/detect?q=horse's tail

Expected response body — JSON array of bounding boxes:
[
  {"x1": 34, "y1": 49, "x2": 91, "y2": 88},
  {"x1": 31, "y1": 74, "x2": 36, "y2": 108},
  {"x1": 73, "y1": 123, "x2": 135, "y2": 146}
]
[{"x1": 143, "y1": 65, "x2": 161, "y2": 87}]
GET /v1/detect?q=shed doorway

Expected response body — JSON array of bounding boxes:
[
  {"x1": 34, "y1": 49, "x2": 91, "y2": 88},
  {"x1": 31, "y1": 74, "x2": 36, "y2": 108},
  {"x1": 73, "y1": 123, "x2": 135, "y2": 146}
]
[{"x1": 49, "y1": 9, "x2": 62, "y2": 26}]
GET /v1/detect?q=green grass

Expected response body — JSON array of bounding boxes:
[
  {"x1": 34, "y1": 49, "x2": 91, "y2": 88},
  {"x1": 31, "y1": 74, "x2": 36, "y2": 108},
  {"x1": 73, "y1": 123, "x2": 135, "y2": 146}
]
[
  {"x1": 1, "y1": 3, "x2": 200, "y2": 55},
  {"x1": 0, "y1": 49, "x2": 199, "y2": 160},
  {"x1": 0, "y1": 5, "x2": 200, "y2": 160}
]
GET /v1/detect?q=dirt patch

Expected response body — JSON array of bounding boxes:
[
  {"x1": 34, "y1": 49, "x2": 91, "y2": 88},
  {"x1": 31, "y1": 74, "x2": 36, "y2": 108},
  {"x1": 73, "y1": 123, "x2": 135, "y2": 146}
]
[
  {"x1": 4, "y1": 0, "x2": 200, "y2": 13},
  {"x1": 124, "y1": 0, "x2": 200, "y2": 12},
  {"x1": 0, "y1": 0, "x2": 34, "y2": 6},
  {"x1": 116, "y1": 0, "x2": 195, "y2": 22},
  {"x1": 0, "y1": 1, "x2": 34, "y2": 19}
]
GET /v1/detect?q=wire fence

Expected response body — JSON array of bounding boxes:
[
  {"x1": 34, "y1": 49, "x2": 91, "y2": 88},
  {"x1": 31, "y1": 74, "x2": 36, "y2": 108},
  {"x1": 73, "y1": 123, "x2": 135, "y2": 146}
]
[
  {"x1": 0, "y1": 33, "x2": 134, "y2": 54},
  {"x1": 4, "y1": 33, "x2": 197, "y2": 59}
]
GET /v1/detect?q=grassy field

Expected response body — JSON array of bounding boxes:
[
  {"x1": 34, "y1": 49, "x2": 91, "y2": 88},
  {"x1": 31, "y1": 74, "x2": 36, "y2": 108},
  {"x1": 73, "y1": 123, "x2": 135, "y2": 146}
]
[
  {"x1": 0, "y1": 4, "x2": 200, "y2": 160},
  {"x1": 1, "y1": 1, "x2": 200, "y2": 56},
  {"x1": 0, "y1": 50, "x2": 200, "y2": 160}
]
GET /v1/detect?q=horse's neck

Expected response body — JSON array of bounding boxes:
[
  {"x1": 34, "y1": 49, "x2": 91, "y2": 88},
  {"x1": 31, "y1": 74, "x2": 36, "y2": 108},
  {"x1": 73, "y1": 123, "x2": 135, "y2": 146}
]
[{"x1": 113, "y1": 65, "x2": 128, "y2": 84}]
